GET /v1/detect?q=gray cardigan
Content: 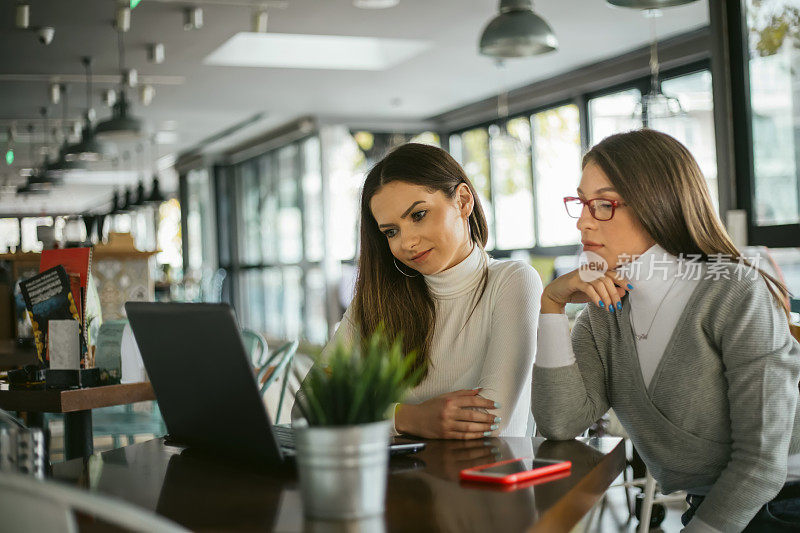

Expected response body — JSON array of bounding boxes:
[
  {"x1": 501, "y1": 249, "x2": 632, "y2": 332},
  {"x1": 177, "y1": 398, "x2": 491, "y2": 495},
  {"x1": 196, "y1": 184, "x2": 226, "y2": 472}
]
[{"x1": 533, "y1": 262, "x2": 800, "y2": 532}]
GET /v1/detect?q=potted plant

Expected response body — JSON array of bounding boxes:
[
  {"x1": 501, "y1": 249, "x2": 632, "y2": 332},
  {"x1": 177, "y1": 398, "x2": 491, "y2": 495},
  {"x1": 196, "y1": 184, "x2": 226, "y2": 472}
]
[{"x1": 293, "y1": 327, "x2": 421, "y2": 520}]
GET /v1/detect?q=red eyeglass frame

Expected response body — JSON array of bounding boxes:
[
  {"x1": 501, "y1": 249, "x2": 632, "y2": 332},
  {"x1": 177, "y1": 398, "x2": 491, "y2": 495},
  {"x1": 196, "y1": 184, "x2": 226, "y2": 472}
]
[{"x1": 563, "y1": 196, "x2": 627, "y2": 221}]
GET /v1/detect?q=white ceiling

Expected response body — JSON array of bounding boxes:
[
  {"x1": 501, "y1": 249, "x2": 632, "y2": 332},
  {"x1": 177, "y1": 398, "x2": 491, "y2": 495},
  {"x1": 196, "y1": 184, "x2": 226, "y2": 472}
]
[{"x1": 0, "y1": 0, "x2": 709, "y2": 216}]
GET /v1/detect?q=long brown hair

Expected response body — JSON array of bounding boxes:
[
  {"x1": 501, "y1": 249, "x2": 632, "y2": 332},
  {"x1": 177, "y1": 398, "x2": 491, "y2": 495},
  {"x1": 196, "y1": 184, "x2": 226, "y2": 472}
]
[
  {"x1": 353, "y1": 143, "x2": 489, "y2": 379},
  {"x1": 583, "y1": 129, "x2": 790, "y2": 318}
]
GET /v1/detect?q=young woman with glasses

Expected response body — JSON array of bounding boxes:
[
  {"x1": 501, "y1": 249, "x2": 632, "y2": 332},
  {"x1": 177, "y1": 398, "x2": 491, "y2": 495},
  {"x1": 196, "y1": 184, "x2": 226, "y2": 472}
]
[
  {"x1": 318, "y1": 143, "x2": 542, "y2": 439},
  {"x1": 533, "y1": 129, "x2": 800, "y2": 531}
]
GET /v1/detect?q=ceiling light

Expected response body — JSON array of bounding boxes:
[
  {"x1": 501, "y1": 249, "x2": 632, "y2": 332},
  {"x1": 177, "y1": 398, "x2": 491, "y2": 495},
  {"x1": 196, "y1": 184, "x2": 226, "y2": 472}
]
[
  {"x1": 205, "y1": 33, "x2": 431, "y2": 70},
  {"x1": 47, "y1": 85, "x2": 88, "y2": 175},
  {"x1": 124, "y1": 68, "x2": 138, "y2": 88},
  {"x1": 252, "y1": 9, "x2": 268, "y2": 33},
  {"x1": 133, "y1": 179, "x2": 146, "y2": 206},
  {"x1": 140, "y1": 84, "x2": 155, "y2": 106},
  {"x1": 145, "y1": 174, "x2": 165, "y2": 204},
  {"x1": 66, "y1": 57, "x2": 112, "y2": 162},
  {"x1": 183, "y1": 7, "x2": 203, "y2": 31},
  {"x1": 95, "y1": 91, "x2": 143, "y2": 141},
  {"x1": 635, "y1": 9, "x2": 685, "y2": 123},
  {"x1": 96, "y1": 27, "x2": 144, "y2": 141},
  {"x1": 479, "y1": 0, "x2": 558, "y2": 58},
  {"x1": 104, "y1": 89, "x2": 117, "y2": 107},
  {"x1": 148, "y1": 42, "x2": 165, "y2": 64},
  {"x1": 353, "y1": 0, "x2": 399, "y2": 8},
  {"x1": 49, "y1": 82, "x2": 61, "y2": 104},
  {"x1": 15, "y1": 3, "x2": 30, "y2": 29},
  {"x1": 607, "y1": 0, "x2": 699, "y2": 7},
  {"x1": 116, "y1": 5, "x2": 131, "y2": 32}
]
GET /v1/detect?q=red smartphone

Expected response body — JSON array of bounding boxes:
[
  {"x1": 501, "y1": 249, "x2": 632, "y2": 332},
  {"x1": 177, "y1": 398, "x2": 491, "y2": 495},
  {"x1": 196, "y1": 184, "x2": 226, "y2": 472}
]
[{"x1": 459, "y1": 457, "x2": 571, "y2": 485}]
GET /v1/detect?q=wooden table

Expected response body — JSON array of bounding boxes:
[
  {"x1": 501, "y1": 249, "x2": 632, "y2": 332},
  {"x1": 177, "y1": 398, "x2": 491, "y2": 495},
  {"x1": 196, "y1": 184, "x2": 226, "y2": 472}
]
[
  {"x1": 51, "y1": 436, "x2": 625, "y2": 532},
  {"x1": 0, "y1": 382, "x2": 155, "y2": 460},
  {"x1": 0, "y1": 341, "x2": 37, "y2": 371}
]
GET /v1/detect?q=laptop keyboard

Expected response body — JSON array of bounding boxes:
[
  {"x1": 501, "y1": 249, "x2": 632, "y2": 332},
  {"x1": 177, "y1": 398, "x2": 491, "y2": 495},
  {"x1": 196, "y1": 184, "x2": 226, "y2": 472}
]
[{"x1": 273, "y1": 424, "x2": 295, "y2": 449}]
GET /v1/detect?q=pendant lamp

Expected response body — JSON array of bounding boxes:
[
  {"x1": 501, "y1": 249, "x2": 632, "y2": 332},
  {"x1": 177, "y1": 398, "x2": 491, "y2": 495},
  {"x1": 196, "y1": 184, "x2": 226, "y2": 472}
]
[
  {"x1": 65, "y1": 57, "x2": 111, "y2": 162},
  {"x1": 607, "y1": 0, "x2": 699, "y2": 8},
  {"x1": 634, "y1": 10, "x2": 685, "y2": 123},
  {"x1": 95, "y1": 30, "x2": 143, "y2": 141},
  {"x1": 145, "y1": 174, "x2": 165, "y2": 205},
  {"x1": 46, "y1": 85, "x2": 87, "y2": 176},
  {"x1": 479, "y1": 0, "x2": 558, "y2": 58}
]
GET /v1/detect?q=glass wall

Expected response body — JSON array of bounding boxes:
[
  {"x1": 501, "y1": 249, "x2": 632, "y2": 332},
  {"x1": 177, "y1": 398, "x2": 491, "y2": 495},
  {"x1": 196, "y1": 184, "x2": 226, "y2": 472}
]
[
  {"x1": 587, "y1": 69, "x2": 718, "y2": 213},
  {"x1": 226, "y1": 136, "x2": 328, "y2": 344},
  {"x1": 746, "y1": 0, "x2": 800, "y2": 226},
  {"x1": 532, "y1": 104, "x2": 582, "y2": 247}
]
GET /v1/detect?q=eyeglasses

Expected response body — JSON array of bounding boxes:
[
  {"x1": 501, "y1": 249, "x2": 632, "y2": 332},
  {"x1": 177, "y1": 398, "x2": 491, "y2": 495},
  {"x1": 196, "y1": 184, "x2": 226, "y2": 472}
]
[{"x1": 563, "y1": 196, "x2": 627, "y2": 221}]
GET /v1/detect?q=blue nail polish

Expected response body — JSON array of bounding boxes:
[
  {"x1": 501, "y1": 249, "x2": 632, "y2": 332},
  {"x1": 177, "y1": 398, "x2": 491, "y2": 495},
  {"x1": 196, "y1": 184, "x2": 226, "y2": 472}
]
[
  {"x1": 617, "y1": 301, "x2": 623, "y2": 311},
  {"x1": 493, "y1": 402, "x2": 501, "y2": 408},
  {"x1": 627, "y1": 284, "x2": 634, "y2": 290},
  {"x1": 599, "y1": 301, "x2": 605, "y2": 308},
  {"x1": 483, "y1": 431, "x2": 492, "y2": 437},
  {"x1": 494, "y1": 416, "x2": 501, "y2": 423},
  {"x1": 609, "y1": 305, "x2": 615, "y2": 313},
  {"x1": 490, "y1": 424, "x2": 499, "y2": 431}
]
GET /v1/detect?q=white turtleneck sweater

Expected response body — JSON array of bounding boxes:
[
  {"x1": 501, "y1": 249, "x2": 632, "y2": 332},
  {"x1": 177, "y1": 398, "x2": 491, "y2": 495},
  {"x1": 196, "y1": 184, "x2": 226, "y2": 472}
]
[{"x1": 321, "y1": 245, "x2": 543, "y2": 437}]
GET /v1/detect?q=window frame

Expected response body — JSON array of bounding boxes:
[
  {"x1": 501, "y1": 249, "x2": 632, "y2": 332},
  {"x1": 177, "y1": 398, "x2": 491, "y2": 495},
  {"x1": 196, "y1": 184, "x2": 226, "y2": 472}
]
[{"x1": 725, "y1": 0, "x2": 800, "y2": 247}]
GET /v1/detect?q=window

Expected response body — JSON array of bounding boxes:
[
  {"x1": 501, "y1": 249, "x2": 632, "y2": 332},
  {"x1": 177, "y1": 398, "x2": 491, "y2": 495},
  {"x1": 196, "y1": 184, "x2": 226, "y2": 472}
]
[
  {"x1": 237, "y1": 160, "x2": 262, "y2": 265},
  {"x1": 747, "y1": 0, "x2": 800, "y2": 226},
  {"x1": 185, "y1": 168, "x2": 217, "y2": 279},
  {"x1": 490, "y1": 118, "x2": 536, "y2": 249},
  {"x1": 302, "y1": 137, "x2": 324, "y2": 262},
  {"x1": 588, "y1": 88, "x2": 642, "y2": 146},
  {"x1": 451, "y1": 128, "x2": 495, "y2": 249},
  {"x1": 654, "y1": 70, "x2": 719, "y2": 213},
  {"x1": 532, "y1": 104, "x2": 582, "y2": 247},
  {"x1": 225, "y1": 136, "x2": 328, "y2": 342}
]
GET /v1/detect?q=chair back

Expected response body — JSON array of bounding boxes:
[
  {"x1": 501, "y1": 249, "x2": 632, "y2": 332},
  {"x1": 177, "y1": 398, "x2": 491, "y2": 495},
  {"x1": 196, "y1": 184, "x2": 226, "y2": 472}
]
[
  {"x1": 241, "y1": 328, "x2": 269, "y2": 368},
  {"x1": 0, "y1": 471, "x2": 189, "y2": 533},
  {"x1": 257, "y1": 340, "x2": 299, "y2": 424}
]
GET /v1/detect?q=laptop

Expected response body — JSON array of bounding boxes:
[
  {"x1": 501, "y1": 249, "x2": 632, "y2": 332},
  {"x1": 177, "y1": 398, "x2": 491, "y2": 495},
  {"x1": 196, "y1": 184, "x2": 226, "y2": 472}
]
[{"x1": 125, "y1": 302, "x2": 425, "y2": 466}]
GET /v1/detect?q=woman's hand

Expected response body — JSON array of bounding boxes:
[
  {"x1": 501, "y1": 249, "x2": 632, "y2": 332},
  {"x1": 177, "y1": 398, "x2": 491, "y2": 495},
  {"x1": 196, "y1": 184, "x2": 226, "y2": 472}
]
[
  {"x1": 541, "y1": 268, "x2": 631, "y2": 315},
  {"x1": 395, "y1": 389, "x2": 500, "y2": 440}
]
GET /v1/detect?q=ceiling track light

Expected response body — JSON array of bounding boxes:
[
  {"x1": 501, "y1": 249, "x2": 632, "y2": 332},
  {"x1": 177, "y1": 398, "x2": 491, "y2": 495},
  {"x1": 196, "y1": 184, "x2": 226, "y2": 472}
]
[
  {"x1": 252, "y1": 9, "x2": 268, "y2": 33},
  {"x1": 125, "y1": 68, "x2": 138, "y2": 88},
  {"x1": 140, "y1": 84, "x2": 155, "y2": 106},
  {"x1": 148, "y1": 42, "x2": 165, "y2": 64},
  {"x1": 49, "y1": 82, "x2": 61, "y2": 104},
  {"x1": 183, "y1": 7, "x2": 203, "y2": 31},
  {"x1": 104, "y1": 89, "x2": 117, "y2": 107},
  {"x1": 116, "y1": 5, "x2": 131, "y2": 32},
  {"x1": 15, "y1": 3, "x2": 30, "y2": 29}
]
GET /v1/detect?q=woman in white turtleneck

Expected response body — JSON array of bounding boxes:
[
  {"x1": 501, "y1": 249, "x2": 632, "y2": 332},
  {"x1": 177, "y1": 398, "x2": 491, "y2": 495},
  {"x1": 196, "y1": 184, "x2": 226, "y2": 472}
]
[{"x1": 319, "y1": 143, "x2": 542, "y2": 439}]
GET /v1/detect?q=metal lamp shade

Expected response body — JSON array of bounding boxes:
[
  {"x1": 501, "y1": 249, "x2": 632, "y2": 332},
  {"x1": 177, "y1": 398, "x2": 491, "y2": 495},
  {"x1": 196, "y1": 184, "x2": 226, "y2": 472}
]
[
  {"x1": 95, "y1": 93, "x2": 143, "y2": 141},
  {"x1": 46, "y1": 143, "x2": 88, "y2": 175},
  {"x1": 606, "y1": 0, "x2": 699, "y2": 8},
  {"x1": 64, "y1": 123, "x2": 110, "y2": 162},
  {"x1": 479, "y1": 2, "x2": 558, "y2": 58}
]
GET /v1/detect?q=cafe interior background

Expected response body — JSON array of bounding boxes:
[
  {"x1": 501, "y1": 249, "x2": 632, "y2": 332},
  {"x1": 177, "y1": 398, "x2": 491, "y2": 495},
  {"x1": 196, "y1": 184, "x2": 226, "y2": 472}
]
[{"x1": 0, "y1": 0, "x2": 799, "y2": 529}]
